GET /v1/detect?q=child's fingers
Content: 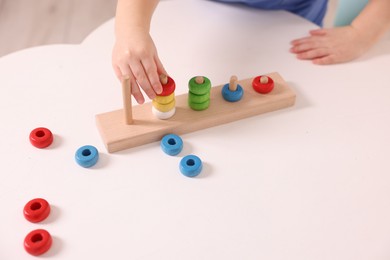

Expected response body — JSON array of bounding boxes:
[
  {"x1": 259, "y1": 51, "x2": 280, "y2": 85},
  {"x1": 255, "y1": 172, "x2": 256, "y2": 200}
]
[
  {"x1": 141, "y1": 58, "x2": 162, "y2": 95},
  {"x1": 129, "y1": 59, "x2": 156, "y2": 100},
  {"x1": 309, "y1": 29, "x2": 327, "y2": 36},
  {"x1": 116, "y1": 63, "x2": 146, "y2": 104},
  {"x1": 155, "y1": 56, "x2": 168, "y2": 78},
  {"x1": 290, "y1": 40, "x2": 321, "y2": 54},
  {"x1": 312, "y1": 54, "x2": 337, "y2": 65},
  {"x1": 290, "y1": 36, "x2": 311, "y2": 45},
  {"x1": 129, "y1": 77, "x2": 145, "y2": 104},
  {"x1": 295, "y1": 48, "x2": 329, "y2": 60},
  {"x1": 291, "y1": 29, "x2": 327, "y2": 45}
]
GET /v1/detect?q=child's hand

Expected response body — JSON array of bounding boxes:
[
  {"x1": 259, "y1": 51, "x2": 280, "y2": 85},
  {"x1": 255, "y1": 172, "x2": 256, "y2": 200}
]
[
  {"x1": 112, "y1": 27, "x2": 167, "y2": 104},
  {"x1": 290, "y1": 26, "x2": 373, "y2": 65}
]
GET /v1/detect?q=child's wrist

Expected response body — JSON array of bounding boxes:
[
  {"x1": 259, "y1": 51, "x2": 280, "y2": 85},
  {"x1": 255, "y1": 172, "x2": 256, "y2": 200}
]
[{"x1": 349, "y1": 23, "x2": 378, "y2": 48}]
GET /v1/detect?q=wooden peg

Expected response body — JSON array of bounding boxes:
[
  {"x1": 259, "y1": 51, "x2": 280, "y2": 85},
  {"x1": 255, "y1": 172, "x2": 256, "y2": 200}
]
[
  {"x1": 160, "y1": 74, "x2": 168, "y2": 85},
  {"x1": 260, "y1": 76, "x2": 269, "y2": 84},
  {"x1": 229, "y1": 75, "x2": 238, "y2": 91},
  {"x1": 195, "y1": 76, "x2": 204, "y2": 84},
  {"x1": 121, "y1": 75, "x2": 133, "y2": 125}
]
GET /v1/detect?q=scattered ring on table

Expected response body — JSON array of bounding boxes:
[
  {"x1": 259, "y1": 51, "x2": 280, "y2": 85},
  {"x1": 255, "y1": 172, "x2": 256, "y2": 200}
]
[
  {"x1": 252, "y1": 75, "x2": 274, "y2": 94},
  {"x1": 222, "y1": 83, "x2": 244, "y2": 102},
  {"x1": 154, "y1": 92, "x2": 175, "y2": 105},
  {"x1": 188, "y1": 99, "x2": 210, "y2": 111},
  {"x1": 161, "y1": 134, "x2": 183, "y2": 156},
  {"x1": 75, "y1": 145, "x2": 99, "y2": 168},
  {"x1": 23, "y1": 198, "x2": 51, "y2": 223},
  {"x1": 180, "y1": 155, "x2": 203, "y2": 177},
  {"x1": 24, "y1": 229, "x2": 52, "y2": 256},
  {"x1": 152, "y1": 98, "x2": 176, "y2": 112},
  {"x1": 159, "y1": 76, "x2": 176, "y2": 96},
  {"x1": 188, "y1": 91, "x2": 210, "y2": 104},
  {"x1": 188, "y1": 76, "x2": 211, "y2": 95},
  {"x1": 29, "y1": 127, "x2": 53, "y2": 148},
  {"x1": 152, "y1": 106, "x2": 176, "y2": 120}
]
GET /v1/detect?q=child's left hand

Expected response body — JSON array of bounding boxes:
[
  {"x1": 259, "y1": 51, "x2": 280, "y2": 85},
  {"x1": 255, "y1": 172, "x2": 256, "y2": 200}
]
[{"x1": 290, "y1": 26, "x2": 372, "y2": 65}]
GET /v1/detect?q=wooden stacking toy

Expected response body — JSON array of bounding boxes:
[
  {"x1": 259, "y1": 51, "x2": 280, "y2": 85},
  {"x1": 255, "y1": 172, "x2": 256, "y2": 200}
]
[{"x1": 96, "y1": 72, "x2": 296, "y2": 153}]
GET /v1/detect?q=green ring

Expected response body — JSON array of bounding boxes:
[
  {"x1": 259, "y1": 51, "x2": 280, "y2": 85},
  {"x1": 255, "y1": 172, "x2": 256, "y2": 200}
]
[
  {"x1": 188, "y1": 92, "x2": 210, "y2": 104},
  {"x1": 188, "y1": 76, "x2": 211, "y2": 95},
  {"x1": 188, "y1": 99, "x2": 210, "y2": 111}
]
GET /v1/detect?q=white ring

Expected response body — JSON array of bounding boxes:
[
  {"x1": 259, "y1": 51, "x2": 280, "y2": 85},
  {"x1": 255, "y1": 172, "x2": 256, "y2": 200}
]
[{"x1": 152, "y1": 106, "x2": 176, "y2": 120}]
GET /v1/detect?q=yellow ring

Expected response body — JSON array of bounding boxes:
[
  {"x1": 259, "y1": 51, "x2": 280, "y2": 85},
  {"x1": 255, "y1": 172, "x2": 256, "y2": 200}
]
[
  {"x1": 154, "y1": 93, "x2": 175, "y2": 105},
  {"x1": 152, "y1": 98, "x2": 176, "y2": 112}
]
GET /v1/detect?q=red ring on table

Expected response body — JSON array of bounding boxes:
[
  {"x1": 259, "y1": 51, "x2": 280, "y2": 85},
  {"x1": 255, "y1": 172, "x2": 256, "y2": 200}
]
[
  {"x1": 159, "y1": 76, "x2": 176, "y2": 96},
  {"x1": 29, "y1": 127, "x2": 53, "y2": 148},
  {"x1": 23, "y1": 198, "x2": 51, "y2": 223},
  {"x1": 252, "y1": 75, "x2": 274, "y2": 94},
  {"x1": 24, "y1": 229, "x2": 52, "y2": 256}
]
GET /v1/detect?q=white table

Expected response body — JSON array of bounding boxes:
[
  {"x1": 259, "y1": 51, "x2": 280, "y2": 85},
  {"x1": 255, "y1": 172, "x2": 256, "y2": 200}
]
[{"x1": 1, "y1": 1, "x2": 390, "y2": 259}]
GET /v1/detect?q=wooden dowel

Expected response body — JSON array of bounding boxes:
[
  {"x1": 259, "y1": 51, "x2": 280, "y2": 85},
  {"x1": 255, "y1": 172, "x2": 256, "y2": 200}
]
[
  {"x1": 195, "y1": 76, "x2": 204, "y2": 84},
  {"x1": 229, "y1": 75, "x2": 238, "y2": 91},
  {"x1": 260, "y1": 76, "x2": 269, "y2": 84},
  {"x1": 121, "y1": 76, "x2": 133, "y2": 125}
]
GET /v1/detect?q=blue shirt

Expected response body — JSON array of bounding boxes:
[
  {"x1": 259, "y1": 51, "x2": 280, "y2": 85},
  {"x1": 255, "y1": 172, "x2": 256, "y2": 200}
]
[{"x1": 213, "y1": 0, "x2": 328, "y2": 26}]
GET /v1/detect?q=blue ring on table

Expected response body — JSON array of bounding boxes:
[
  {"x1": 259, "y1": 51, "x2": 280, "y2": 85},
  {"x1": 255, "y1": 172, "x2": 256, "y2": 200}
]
[
  {"x1": 161, "y1": 134, "x2": 183, "y2": 156},
  {"x1": 75, "y1": 145, "x2": 99, "y2": 168},
  {"x1": 180, "y1": 155, "x2": 202, "y2": 177}
]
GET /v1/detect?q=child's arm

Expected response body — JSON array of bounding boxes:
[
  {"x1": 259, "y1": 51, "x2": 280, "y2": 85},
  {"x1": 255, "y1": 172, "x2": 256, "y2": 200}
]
[
  {"x1": 290, "y1": 0, "x2": 390, "y2": 65},
  {"x1": 112, "y1": 0, "x2": 166, "y2": 104}
]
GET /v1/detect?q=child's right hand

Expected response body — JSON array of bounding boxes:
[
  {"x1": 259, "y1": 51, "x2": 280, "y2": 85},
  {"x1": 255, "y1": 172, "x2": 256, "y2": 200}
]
[{"x1": 112, "y1": 27, "x2": 167, "y2": 104}]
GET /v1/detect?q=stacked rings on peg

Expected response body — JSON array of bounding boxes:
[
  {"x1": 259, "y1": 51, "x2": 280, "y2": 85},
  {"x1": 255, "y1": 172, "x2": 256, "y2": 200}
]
[
  {"x1": 252, "y1": 75, "x2": 274, "y2": 94},
  {"x1": 188, "y1": 76, "x2": 211, "y2": 111},
  {"x1": 75, "y1": 145, "x2": 99, "y2": 168},
  {"x1": 161, "y1": 134, "x2": 183, "y2": 156},
  {"x1": 29, "y1": 127, "x2": 53, "y2": 148},
  {"x1": 23, "y1": 198, "x2": 51, "y2": 223},
  {"x1": 152, "y1": 75, "x2": 176, "y2": 119},
  {"x1": 180, "y1": 155, "x2": 203, "y2": 177},
  {"x1": 222, "y1": 75, "x2": 244, "y2": 102},
  {"x1": 24, "y1": 229, "x2": 52, "y2": 256}
]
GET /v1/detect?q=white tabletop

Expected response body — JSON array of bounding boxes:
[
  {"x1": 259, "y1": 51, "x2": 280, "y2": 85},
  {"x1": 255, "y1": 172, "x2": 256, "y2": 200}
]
[{"x1": 1, "y1": 0, "x2": 390, "y2": 259}]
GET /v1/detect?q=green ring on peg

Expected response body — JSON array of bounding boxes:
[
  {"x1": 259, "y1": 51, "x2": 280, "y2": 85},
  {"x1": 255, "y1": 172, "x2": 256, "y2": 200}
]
[
  {"x1": 188, "y1": 76, "x2": 211, "y2": 95},
  {"x1": 188, "y1": 91, "x2": 210, "y2": 104},
  {"x1": 188, "y1": 99, "x2": 210, "y2": 111}
]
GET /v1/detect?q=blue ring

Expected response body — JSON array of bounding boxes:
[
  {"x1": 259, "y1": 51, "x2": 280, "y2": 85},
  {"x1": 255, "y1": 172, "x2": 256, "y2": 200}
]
[
  {"x1": 161, "y1": 134, "x2": 183, "y2": 156},
  {"x1": 75, "y1": 145, "x2": 99, "y2": 168},
  {"x1": 180, "y1": 155, "x2": 202, "y2": 177},
  {"x1": 222, "y1": 83, "x2": 244, "y2": 102}
]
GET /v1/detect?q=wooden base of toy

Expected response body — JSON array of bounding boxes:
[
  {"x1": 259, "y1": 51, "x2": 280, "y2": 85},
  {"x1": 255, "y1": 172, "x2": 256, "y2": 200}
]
[{"x1": 96, "y1": 72, "x2": 295, "y2": 153}]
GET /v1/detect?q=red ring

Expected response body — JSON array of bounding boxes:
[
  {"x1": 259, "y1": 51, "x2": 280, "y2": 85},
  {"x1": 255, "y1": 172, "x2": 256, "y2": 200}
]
[
  {"x1": 23, "y1": 198, "x2": 51, "y2": 223},
  {"x1": 29, "y1": 127, "x2": 53, "y2": 148},
  {"x1": 24, "y1": 229, "x2": 52, "y2": 256},
  {"x1": 252, "y1": 75, "x2": 274, "y2": 94},
  {"x1": 159, "y1": 76, "x2": 176, "y2": 96}
]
